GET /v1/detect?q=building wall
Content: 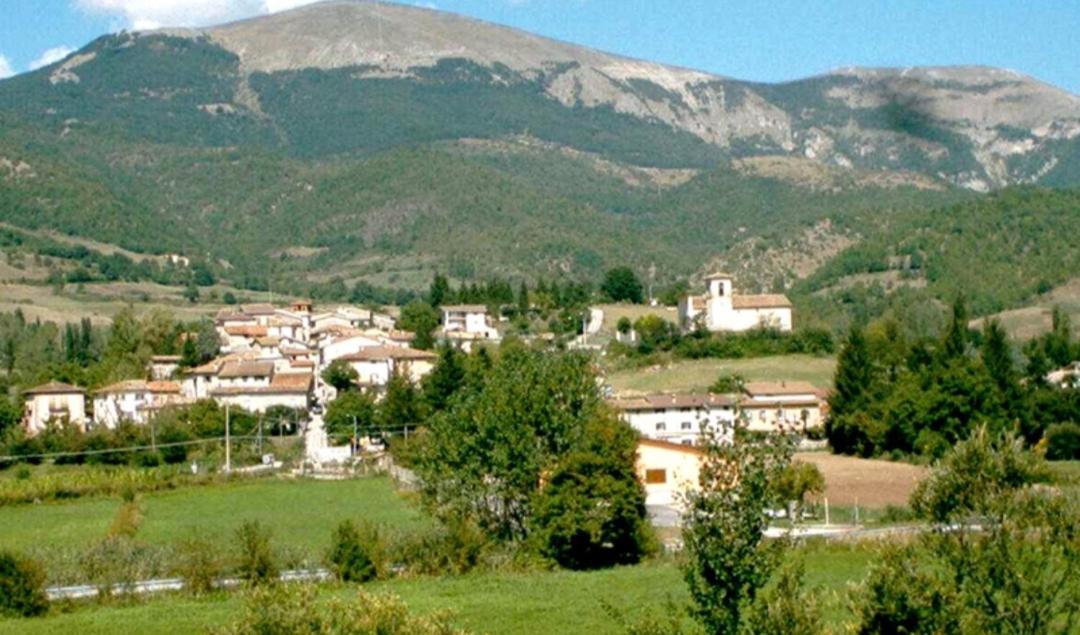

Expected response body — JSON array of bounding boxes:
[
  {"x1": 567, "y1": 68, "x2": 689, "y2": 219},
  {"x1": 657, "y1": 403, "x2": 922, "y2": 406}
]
[
  {"x1": 25, "y1": 393, "x2": 86, "y2": 435},
  {"x1": 707, "y1": 302, "x2": 792, "y2": 332},
  {"x1": 636, "y1": 443, "x2": 702, "y2": 507},
  {"x1": 214, "y1": 392, "x2": 308, "y2": 413},
  {"x1": 741, "y1": 404, "x2": 823, "y2": 433},
  {"x1": 621, "y1": 407, "x2": 736, "y2": 446}
]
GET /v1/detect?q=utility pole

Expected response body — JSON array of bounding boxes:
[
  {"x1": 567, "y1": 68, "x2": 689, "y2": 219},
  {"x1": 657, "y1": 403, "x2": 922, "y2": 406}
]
[{"x1": 225, "y1": 403, "x2": 231, "y2": 474}]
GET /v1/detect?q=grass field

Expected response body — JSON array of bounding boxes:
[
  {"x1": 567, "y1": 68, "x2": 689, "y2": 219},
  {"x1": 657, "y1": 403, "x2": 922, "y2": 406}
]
[
  {"x1": 0, "y1": 541, "x2": 877, "y2": 634},
  {"x1": 795, "y1": 452, "x2": 926, "y2": 508},
  {"x1": 974, "y1": 277, "x2": 1080, "y2": 340},
  {"x1": 596, "y1": 303, "x2": 679, "y2": 334},
  {"x1": 605, "y1": 354, "x2": 836, "y2": 394},
  {"x1": 0, "y1": 476, "x2": 429, "y2": 583}
]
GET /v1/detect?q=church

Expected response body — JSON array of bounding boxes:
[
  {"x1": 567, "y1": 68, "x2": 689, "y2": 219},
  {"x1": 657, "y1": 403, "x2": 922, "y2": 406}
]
[{"x1": 678, "y1": 273, "x2": 793, "y2": 332}]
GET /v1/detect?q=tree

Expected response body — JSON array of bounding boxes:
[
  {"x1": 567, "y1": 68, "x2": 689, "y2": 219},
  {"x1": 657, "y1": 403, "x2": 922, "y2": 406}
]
[
  {"x1": 616, "y1": 316, "x2": 632, "y2": 335},
  {"x1": 324, "y1": 390, "x2": 376, "y2": 445},
  {"x1": 183, "y1": 283, "x2": 200, "y2": 303},
  {"x1": 852, "y1": 427, "x2": 1080, "y2": 634},
  {"x1": 179, "y1": 336, "x2": 199, "y2": 369},
  {"x1": 940, "y1": 296, "x2": 970, "y2": 361},
  {"x1": 429, "y1": 273, "x2": 450, "y2": 308},
  {"x1": 530, "y1": 413, "x2": 653, "y2": 570},
  {"x1": 0, "y1": 550, "x2": 48, "y2": 618},
  {"x1": 422, "y1": 347, "x2": 466, "y2": 412},
  {"x1": 416, "y1": 348, "x2": 604, "y2": 541},
  {"x1": 827, "y1": 328, "x2": 879, "y2": 455},
  {"x1": 516, "y1": 280, "x2": 530, "y2": 315},
  {"x1": 774, "y1": 461, "x2": 825, "y2": 521},
  {"x1": 321, "y1": 360, "x2": 359, "y2": 394},
  {"x1": 601, "y1": 267, "x2": 644, "y2": 304},
  {"x1": 399, "y1": 300, "x2": 440, "y2": 350},
  {"x1": 378, "y1": 370, "x2": 422, "y2": 433},
  {"x1": 194, "y1": 318, "x2": 220, "y2": 364},
  {"x1": 682, "y1": 428, "x2": 794, "y2": 635},
  {"x1": 325, "y1": 520, "x2": 378, "y2": 583}
]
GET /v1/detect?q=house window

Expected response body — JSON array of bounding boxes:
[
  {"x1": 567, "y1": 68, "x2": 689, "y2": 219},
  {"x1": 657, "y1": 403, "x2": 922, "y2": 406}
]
[
  {"x1": 655, "y1": 422, "x2": 666, "y2": 431},
  {"x1": 645, "y1": 469, "x2": 667, "y2": 484},
  {"x1": 681, "y1": 421, "x2": 692, "y2": 430}
]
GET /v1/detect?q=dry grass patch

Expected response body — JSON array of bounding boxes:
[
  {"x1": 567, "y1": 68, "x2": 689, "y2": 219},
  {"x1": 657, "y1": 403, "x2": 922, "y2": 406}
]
[
  {"x1": 794, "y1": 452, "x2": 927, "y2": 508},
  {"x1": 606, "y1": 355, "x2": 836, "y2": 395}
]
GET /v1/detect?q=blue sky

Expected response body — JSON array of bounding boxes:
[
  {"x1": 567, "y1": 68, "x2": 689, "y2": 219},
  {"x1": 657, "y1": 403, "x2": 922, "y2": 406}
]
[{"x1": 1, "y1": 1, "x2": 1078, "y2": 94}]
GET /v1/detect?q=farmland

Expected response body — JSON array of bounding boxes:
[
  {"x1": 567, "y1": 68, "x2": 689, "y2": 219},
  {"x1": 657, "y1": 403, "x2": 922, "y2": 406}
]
[{"x1": 605, "y1": 354, "x2": 836, "y2": 394}]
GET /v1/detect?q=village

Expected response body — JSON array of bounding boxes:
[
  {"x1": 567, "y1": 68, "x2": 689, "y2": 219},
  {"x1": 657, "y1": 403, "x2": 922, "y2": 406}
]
[{"x1": 14, "y1": 273, "x2": 835, "y2": 510}]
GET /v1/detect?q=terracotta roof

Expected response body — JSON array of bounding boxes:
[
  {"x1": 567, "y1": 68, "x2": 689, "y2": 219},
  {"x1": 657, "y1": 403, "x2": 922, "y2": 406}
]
[
  {"x1": 743, "y1": 381, "x2": 819, "y2": 397},
  {"x1": 290, "y1": 360, "x2": 315, "y2": 368},
  {"x1": 638, "y1": 438, "x2": 705, "y2": 456},
  {"x1": 739, "y1": 399, "x2": 821, "y2": 409},
  {"x1": 732, "y1": 294, "x2": 793, "y2": 309},
  {"x1": 24, "y1": 381, "x2": 85, "y2": 395},
  {"x1": 385, "y1": 330, "x2": 415, "y2": 341},
  {"x1": 224, "y1": 325, "x2": 268, "y2": 337},
  {"x1": 338, "y1": 346, "x2": 436, "y2": 362},
  {"x1": 255, "y1": 336, "x2": 281, "y2": 347},
  {"x1": 704, "y1": 272, "x2": 734, "y2": 280},
  {"x1": 210, "y1": 373, "x2": 310, "y2": 395},
  {"x1": 270, "y1": 373, "x2": 312, "y2": 391},
  {"x1": 610, "y1": 393, "x2": 734, "y2": 412},
  {"x1": 187, "y1": 361, "x2": 221, "y2": 375},
  {"x1": 281, "y1": 346, "x2": 312, "y2": 357},
  {"x1": 267, "y1": 315, "x2": 303, "y2": 326},
  {"x1": 218, "y1": 361, "x2": 275, "y2": 378},
  {"x1": 150, "y1": 355, "x2": 181, "y2": 363},
  {"x1": 96, "y1": 380, "x2": 181, "y2": 395},
  {"x1": 442, "y1": 304, "x2": 488, "y2": 313},
  {"x1": 241, "y1": 303, "x2": 277, "y2": 316}
]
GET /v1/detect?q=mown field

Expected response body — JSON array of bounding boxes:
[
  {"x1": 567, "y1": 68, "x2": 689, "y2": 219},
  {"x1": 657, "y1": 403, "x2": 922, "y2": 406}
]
[
  {"x1": 605, "y1": 354, "x2": 836, "y2": 394},
  {"x1": 0, "y1": 541, "x2": 876, "y2": 635},
  {"x1": 0, "y1": 476, "x2": 430, "y2": 584}
]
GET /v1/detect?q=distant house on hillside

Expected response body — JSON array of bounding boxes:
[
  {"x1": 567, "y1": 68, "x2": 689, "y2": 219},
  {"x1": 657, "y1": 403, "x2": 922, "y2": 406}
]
[
  {"x1": 22, "y1": 382, "x2": 87, "y2": 436},
  {"x1": 1047, "y1": 362, "x2": 1080, "y2": 388},
  {"x1": 679, "y1": 273, "x2": 792, "y2": 333},
  {"x1": 149, "y1": 355, "x2": 181, "y2": 380},
  {"x1": 93, "y1": 380, "x2": 187, "y2": 428},
  {"x1": 441, "y1": 305, "x2": 500, "y2": 349},
  {"x1": 739, "y1": 381, "x2": 824, "y2": 433},
  {"x1": 610, "y1": 393, "x2": 736, "y2": 446}
]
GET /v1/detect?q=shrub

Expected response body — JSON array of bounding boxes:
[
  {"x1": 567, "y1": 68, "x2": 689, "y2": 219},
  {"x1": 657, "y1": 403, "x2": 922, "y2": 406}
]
[
  {"x1": 1044, "y1": 422, "x2": 1080, "y2": 460},
  {"x1": 849, "y1": 546, "x2": 959, "y2": 635},
  {"x1": 394, "y1": 518, "x2": 495, "y2": 577},
  {"x1": 0, "y1": 550, "x2": 48, "y2": 618},
  {"x1": 80, "y1": 536, "x2": 160, "y2": 601},
  {"x1": 326, "y1": 520, "x2": 379, "y2": 583},
  {"x1": 215, "y1": 584, "x2": 468, "y2": 635},
  {"x1": 174, "y1": 533, "x2": 223, "y2": 596},
  {"x1": 235, "y1": 520, "x2": 278, "y2": 586},
  {"x1": 741, "y1": 561, "x2": 823, "y2": 635}
]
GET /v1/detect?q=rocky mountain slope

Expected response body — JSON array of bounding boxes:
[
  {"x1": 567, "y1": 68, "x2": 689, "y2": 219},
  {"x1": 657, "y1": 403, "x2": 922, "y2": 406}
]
[{"x1": 177, "y1": 0, "x2": 1080, "y2": 190}]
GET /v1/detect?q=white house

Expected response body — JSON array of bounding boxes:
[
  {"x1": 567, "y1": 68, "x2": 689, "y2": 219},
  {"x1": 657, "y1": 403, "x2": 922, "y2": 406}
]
[
  {"x1": 610, "y1": 393, "x2": 737, "y2": 446},
  {"x1": 93, "y1": 380, "x2": 186, "y2": 428},
  {"x1": 679, "y1": 273, "x2": 793, "y2": 333},
  {"x1": 216, "y1": 360, "x2": 275, "y2": 389},
  {"x1": 636, "y1": 438, "x2": 704, "y2": 508},
  {"x1": 442, "y1": 305, "x2": 499, "y2": 341},
  {"x1": 336, "y1": 345, "x2": 437, "y2": 389},
  {"x1": 210, "y1": 373, "x2": 312, "y2": 413},
  {"x1": 739, "y1": 381, "x2": 824, "y2": 433},
  {"x1": 22, "y1": 381, "x2": 87, "y2": 436},
  {"x1": 148, "y1": 355, "x2": 181, "y2": 380}
]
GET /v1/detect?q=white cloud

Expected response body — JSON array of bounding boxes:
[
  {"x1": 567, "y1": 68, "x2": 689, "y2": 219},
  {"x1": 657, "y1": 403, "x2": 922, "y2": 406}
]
[
  {"x1": 29, "y1": 46, "x2": 76, "y2": 71},
  {"x1": 74, "y1": 0, "x2": 324, "y2": 30},
  {"x1": 0, "y1": 55, "x2": 14, "y2": 79}
]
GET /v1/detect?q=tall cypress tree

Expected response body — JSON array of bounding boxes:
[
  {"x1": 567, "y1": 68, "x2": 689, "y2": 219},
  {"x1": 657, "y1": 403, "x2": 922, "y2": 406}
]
[
  {"x1": 941, "y1": 296, "x2": 970, "y2": 361},
  {"x1": 829, "y1": 327, "x2": 876, "y2": 418}
]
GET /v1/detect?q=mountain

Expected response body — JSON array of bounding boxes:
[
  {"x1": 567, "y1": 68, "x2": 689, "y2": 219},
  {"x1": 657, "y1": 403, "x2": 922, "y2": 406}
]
[{"x1": 0, "y1": 0, "x2": 1076, "y2": 325}]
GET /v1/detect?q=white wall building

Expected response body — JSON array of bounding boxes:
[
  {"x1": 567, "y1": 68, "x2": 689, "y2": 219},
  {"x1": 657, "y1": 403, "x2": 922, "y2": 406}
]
[
  {"x1": 148, "y1": 355, "x2": 181, "y2": 380},
  {"x1": 611, "y1": 393, "x2": 737, "y2": 446},
  {"x1": 679, "y1": 273, "x2": 793, "y2": 333},
  {"x1": 442, "y1": 305, "x2": 499, "y2": 341},
  {"x1": 22, "y1": 382, "x2": 87, "y2": 436},
  {"x1": 93, "y1": 380, "x2": 187, "y2": 428},
  {"x1": 739, "y1": 381, "x2": 824, "y2": 434},
  {"x1": 210, "y1": 373, "x2": 312, "y2": 413},
  {"x1": 337, "y1": 346, "x2": 437, "y2": 389}
]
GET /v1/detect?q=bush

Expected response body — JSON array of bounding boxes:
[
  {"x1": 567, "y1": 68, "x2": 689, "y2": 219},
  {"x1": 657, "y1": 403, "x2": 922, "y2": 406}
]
[
  {"x1": 174, "y1": 533, "x2": 223, "y2": 596},
  {"x1": 0, "y1": 550, "x2": 48, "y2": 618},
  {"x1": 1044, "y1": 422, "x2": 1080, "y2": 460},
  {"x1": 394, "y1": 518, "x2": 493, "y2": 577},
  {"x1": 326, "y1": 520, "x2": 379, "y2": 583},
  {"x1": 235, "y1": 520, "x2": 278, "y2": 586},
  {"x1": 80, "y1": 536, "x2": 160, "y2": 601},
  {"x1": 215, "y1": 584, "x2": 468, "y2": 635}
]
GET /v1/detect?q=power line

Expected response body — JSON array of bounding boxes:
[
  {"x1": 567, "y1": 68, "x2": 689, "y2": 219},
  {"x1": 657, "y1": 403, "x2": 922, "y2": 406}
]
[{"x1": 0, "y1": 434, "x2": 265, "y2": 462}]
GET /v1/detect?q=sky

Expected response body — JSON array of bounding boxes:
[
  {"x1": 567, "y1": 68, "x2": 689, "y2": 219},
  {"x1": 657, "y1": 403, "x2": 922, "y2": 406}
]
[{"x1": 0, "y1": 0, "x2": 1078, "y2": 94}]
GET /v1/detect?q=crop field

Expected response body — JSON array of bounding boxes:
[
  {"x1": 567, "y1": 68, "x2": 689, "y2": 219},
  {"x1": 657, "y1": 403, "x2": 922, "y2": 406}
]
[
  {"x1": 0, "y1": 281, "x2": 235, "y2": 324},
  {"x1": 974, "y1": 277, "x2": 1080, "y2": 340},
  {"x1": 794, "y1": 452, "x2": 927, "y2": 508},
  {"x1": 605, "y1": 354, "x2": 836, "y2": 394}
]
